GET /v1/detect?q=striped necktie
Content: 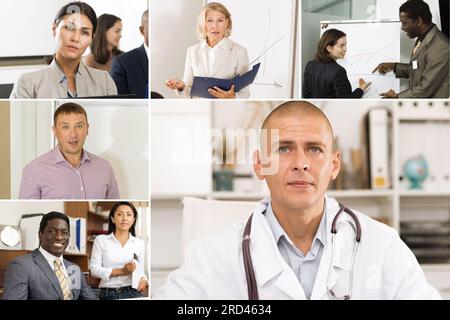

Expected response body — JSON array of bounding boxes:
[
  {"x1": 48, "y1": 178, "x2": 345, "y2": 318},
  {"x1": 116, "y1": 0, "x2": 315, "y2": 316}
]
[
  {"x1": 412, "y1": 40, "x2": 421, "y2": 55},
  {"x1": 54, "y1": 259, "x2": 72, "y2": 300}
]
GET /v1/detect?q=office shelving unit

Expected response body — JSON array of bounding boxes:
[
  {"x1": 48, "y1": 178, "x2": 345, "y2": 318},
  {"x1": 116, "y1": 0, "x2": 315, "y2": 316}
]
[
  {"x1": 63, "y1": 201, "x2": 113, "y2": 286},
  {"x1": 394, "y1": 101, "x2": 450, "y2": 297}
]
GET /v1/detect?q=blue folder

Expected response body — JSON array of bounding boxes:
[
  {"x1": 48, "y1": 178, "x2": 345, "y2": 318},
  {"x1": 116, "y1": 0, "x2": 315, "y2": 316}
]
[
  {"x1": 76, "y1": 219, "x2": 81, "y2": 252},
  {"x1": 190, "y1": 63, "x2": 261, "y2": 98}
]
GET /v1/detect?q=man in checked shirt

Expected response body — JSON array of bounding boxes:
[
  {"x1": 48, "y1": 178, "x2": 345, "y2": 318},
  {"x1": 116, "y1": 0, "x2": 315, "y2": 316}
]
[{"x1": 18, "y1": 102, "x2": 120, "y2": 199}]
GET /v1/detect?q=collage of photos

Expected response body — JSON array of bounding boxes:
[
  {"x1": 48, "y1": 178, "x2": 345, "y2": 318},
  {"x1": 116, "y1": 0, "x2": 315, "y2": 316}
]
[
  {"x1": 0, "y1": 0, "x2": 150, "y2": 301},
  {"x1": 0, "y1": 0, "x2": 450, "y2": 306}
]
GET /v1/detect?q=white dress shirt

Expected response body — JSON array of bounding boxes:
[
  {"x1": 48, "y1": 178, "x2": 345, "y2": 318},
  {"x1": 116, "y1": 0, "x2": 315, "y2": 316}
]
[
  {"x1": 264, "y1": 202, "x2": 326, "y2": 299},
  {"x1": 144, "y1": 43, "x2": 150, "y2": 60},
  {"x1": 90, "y1": 233, "x2": 146, "y2": 288},
  {"x1": 206, "y1": 45, "x2": 218, "y2": 75},
  {"x1": 38, "y1": 247, "x2": 71, "y2": 288}
]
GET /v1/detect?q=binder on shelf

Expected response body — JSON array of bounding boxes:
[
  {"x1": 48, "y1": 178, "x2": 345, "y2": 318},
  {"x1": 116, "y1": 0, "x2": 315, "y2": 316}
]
[
  {"x1": 66, "y1": 217, "x2": 86, "y2": 254},
  {"x1": 67, "y1": 217, "x2": 77, "y2": 254},
  {"x1": 75, "y1": 218, "x2": 86, "y2": 254},
  {"x1": 367, "y1": 108, "x2": 390, "y2": 189}
]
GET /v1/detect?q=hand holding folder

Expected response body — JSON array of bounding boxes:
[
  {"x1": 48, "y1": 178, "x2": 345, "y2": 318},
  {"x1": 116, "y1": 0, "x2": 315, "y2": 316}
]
[{"x1": 191, "y1": 63, "x2": 261, "y2": 98}]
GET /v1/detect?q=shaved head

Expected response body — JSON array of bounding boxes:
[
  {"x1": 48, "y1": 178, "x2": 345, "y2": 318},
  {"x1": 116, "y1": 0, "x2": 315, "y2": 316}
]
[
  {"x1": 254, "y1": 100, "x2": 341, "y2": 215},
  {"x1": 261, "y1": 101, "x2": 334, "y2": 152},
  {"x1": 141, "y1": 10, "x2": 148, "y2": 26},
  {"x1": 140, "y1": 10, "x2": 149, "y2": 46}
]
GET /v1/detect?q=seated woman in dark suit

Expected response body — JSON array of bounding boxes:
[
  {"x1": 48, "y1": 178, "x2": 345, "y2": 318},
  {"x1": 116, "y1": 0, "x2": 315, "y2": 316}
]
[{"x1": 303, "y1": 29, "x2": 371, "y2": 98}]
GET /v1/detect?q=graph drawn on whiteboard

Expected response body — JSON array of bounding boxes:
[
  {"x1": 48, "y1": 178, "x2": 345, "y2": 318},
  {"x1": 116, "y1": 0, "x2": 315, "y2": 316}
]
[
  {"x1": 208, "y1": 0, "x2": 295, "y2": 98},
  {"x1": 321, "y1": 20, "x2": 401, "y2": 98}
]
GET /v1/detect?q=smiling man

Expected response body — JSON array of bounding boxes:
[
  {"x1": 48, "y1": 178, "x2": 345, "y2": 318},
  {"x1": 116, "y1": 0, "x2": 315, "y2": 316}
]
[
  {"x1": 155, "y1": 101, "x2": 440, "y2": 300},
  {"x1": 373, "y1": 0, "x2": 449, "y2": 98},
  {"x1": 18, "y1": 102, "x2": 120, "y2": 199},
  {"x1": 3, "y1": 212, "x2": 97, "y2": 300}
]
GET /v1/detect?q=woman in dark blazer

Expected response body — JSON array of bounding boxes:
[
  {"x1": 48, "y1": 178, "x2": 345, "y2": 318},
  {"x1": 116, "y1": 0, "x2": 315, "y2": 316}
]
[{"x1": 303, "y1": 29, "x2": 371, "y2": 98}]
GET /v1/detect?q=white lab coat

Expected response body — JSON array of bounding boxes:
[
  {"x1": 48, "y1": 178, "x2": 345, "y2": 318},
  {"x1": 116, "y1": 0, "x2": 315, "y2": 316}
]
[
  {"x1": 155, "y1": 196, "x2": 441, "y2": 300},
  {"x1": 176, "y1": 37, "x2": 250, "y2": 99}
]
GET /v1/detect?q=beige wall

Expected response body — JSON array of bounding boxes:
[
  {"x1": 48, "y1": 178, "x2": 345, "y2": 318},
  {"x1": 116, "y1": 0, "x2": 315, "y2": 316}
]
[{"x1": 0, "y1": 101, "x2": 10, "y2": 198}]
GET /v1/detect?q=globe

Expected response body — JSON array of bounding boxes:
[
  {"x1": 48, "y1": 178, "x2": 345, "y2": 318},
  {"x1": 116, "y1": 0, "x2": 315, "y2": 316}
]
[{"x1": 403, "y1": 155, "x2": 428, "y2": 189}]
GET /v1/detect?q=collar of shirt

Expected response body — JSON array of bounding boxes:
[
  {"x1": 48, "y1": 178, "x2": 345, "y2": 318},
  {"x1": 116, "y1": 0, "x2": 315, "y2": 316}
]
[
  {"x1": 200, "y1": 36, "x2": 231, "y2": 50},
  {"x1": 201, "y1": 37, "x2": 230, "y2": 75},
  {"x1": 264, "y1": 201, "x2": 327, "y2": 257},
  {"x1": 52, "y1": 145, "x2": 90, "y2": 167},
  {"x1": 50, "y1": 58, "x2": 82, "y2": 97},
  {"x1": 39, "y1": 247, "x2": 66, "y2": 272},
  {"x1": 417, "y1": 23, "x2": 435, "y2": 43},
  {"x1": 143, "y1": 43, "x2": 150, "y2": 60},
  {"x1": 107, "y1": 232, "x2": 139, "y2": 248}
]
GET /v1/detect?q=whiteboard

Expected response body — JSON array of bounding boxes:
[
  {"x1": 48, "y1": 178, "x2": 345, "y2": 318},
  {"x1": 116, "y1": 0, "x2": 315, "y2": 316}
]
[
  {"x1": 207, "y1": 0, "x2": 296, "y2": 98},
  {"x1": 0, "y1": 0, "x2": 148, "y2": 58},
  {"x1": 150, "y1": 0, "x2": 203, "y2": 98},
  {"x1": 321, "y1": 20, "x2": 401, "y2": 98},
  {"x1": 0, "y1": 0, "x2": 66, "y2": 57}
]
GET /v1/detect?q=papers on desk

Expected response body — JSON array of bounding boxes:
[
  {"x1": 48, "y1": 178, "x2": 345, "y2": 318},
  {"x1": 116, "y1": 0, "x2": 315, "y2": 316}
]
[{"x1": 190, "y1": 63, "x2": 261, "y2": 98}]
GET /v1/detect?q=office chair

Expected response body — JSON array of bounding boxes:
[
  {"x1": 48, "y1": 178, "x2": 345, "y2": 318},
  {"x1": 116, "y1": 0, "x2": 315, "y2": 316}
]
[{"x1": 181, "y1": 197, "x2": 256, "y2": 252}]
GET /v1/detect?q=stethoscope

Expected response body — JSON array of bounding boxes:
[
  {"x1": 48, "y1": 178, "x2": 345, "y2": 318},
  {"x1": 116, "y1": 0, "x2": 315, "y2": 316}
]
[{"x1": 242, "y1": 203, "x2": 362, "y2": 300}]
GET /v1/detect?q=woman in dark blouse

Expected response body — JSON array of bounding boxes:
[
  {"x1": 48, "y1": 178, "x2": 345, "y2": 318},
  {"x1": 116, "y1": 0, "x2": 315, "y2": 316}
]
[{"x1": 303, "y1": 29, "x2": 371, "y2": 98}]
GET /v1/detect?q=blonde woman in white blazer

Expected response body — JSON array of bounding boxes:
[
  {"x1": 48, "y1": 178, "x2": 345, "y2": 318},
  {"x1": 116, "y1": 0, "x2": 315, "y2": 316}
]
[{"x1": 165, "y1": 2, "x2": 250, "y2": 99}]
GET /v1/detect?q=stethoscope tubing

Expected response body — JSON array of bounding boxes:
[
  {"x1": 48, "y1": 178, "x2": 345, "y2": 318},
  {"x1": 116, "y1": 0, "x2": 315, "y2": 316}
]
[{"x1": 242, "y1": 203, "x2": 362, "y2": 300}]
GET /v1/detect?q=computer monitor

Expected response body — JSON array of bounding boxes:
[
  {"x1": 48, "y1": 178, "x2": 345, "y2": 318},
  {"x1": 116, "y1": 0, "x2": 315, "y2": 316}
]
[{"x1": 0, "y1": 84, "x2": 14, "y2": 98}]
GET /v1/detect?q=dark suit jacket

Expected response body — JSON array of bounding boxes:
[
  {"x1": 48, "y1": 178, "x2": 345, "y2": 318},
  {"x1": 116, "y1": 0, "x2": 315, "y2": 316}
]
[
  {"x1": 303, "y1": 60, "x2": 363, "y2": 98},
  {"x1": 110, "y1": 44, "x2": 148, "y2": 98},
  {"x1": 3, "y1": 249, "x2": 97, "y2": 300},
  {"x1": 395, "y1": 25, "x2": 449, "y2": 98}
]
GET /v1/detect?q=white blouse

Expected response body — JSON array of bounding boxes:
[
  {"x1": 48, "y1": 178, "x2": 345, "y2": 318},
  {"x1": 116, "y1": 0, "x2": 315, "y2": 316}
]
[
  {"x1": 39, "y1": 247, "x2": 71, "y2": 284},
  {"x1": 90, "y1": 233, "x2": 146, "y2": 288}
]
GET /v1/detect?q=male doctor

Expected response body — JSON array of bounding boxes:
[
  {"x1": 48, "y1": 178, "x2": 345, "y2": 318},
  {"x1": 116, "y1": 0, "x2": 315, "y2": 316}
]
[{"x1": 155, "y1": 101, "x2": 440, "y2": 300}]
